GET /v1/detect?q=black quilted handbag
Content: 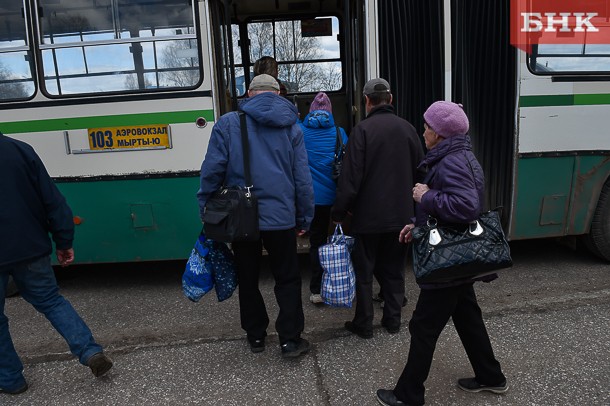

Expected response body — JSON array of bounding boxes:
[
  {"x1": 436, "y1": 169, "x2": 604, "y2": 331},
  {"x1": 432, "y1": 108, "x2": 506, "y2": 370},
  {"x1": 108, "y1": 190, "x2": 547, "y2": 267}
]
[{"x1": 411, "y1": 209, "x2": 512, "y2": 283}]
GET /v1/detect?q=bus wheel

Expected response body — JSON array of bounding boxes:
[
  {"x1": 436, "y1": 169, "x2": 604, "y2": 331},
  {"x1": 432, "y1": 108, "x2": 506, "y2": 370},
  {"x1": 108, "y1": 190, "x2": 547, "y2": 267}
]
[
  {"x1": 584, "y1": 179, "x2": 610, "y2": 261},
  {"x1": 5, "y1": 275, "x2": 19, "y2": 298}
]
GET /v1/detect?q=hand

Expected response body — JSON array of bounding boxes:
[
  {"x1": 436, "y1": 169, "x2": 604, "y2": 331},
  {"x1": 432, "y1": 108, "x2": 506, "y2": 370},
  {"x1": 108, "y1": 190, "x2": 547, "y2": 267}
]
[
  {"x1": 399, "y1": 223, "x2": 415, "y2": 244},
  {"x1": 56, "y1": 248, "x2": 74, "y2": 267},
  {"x1": 296, "y1": 229, "x2": 307, "y2": 237},
  {"x1": 412, "y1": 183, "x2": 430, "y2": 203}
]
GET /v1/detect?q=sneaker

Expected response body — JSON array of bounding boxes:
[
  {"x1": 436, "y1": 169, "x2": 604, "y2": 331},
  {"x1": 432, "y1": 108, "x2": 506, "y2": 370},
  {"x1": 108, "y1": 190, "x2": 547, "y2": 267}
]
[
  {"x1": 281, "y1": 338, "x2": 311, "y2": 358},
  {"x1": 381, "y1": 320, "x2": 401, "y2": 334},
  {"x1": 457, "y1": 377, "x2": 508, "y2": 394},
  {"x1": 0, "y1": 383, "x2": 28, "y2": 395},
  {"x1": 344, "y1": 321, "x2": 373, "y2": 339},
  {"x1": 248, "y1": 338, "x2": 265, "y2": 353},
  {"x1": 87, "y1": 352, "x2": 113, "y2": 377},
  {"x1": 376, "y1": 389, "x2": 407, "y2": 405},
  {"x1": 309, "y1": 293, "x2": 324, "y2": 304}
]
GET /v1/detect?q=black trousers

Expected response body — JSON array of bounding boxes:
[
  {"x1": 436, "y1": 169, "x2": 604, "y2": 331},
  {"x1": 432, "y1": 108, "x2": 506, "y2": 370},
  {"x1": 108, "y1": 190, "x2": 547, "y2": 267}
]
[
  {"x1": 351, "y1": 232, "x2": 407, "y2": 331},
  {"x1": 393, "y1": 283, "x2": 505, "y2": 405},
  {"x1": 232, "y1": 229, "x2": 304, "y2": 345},
  {"x1": 308, "y1": 205, "x2": 332, "y2": 294}
]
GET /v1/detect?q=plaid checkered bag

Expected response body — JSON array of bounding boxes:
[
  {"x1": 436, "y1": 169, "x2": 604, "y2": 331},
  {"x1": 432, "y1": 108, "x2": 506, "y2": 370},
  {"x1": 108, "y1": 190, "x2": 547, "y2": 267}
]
[{"x1": 319, "y1": 225, "x2": 355, "y2": 307}]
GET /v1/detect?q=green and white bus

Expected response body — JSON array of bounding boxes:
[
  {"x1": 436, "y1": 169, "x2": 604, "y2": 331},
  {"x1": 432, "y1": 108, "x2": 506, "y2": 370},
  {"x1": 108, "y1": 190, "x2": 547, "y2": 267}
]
[{"x1": 1, "y1": 0, "x2": 609, "y2": 263}]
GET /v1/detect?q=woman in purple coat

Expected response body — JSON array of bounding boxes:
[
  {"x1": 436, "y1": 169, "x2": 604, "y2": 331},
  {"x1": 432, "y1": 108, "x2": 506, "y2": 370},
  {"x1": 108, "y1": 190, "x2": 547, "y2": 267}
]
[{"x1": 376, "y1": 101, "x2": 507, "y2": 406}]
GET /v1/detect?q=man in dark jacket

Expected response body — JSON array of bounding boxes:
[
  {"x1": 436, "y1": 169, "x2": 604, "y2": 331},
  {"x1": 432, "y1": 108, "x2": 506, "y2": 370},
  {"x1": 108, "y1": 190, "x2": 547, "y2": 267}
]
[
  {"x1": 0, "y1": 133, "x2": 112, "y2": 395},
  {"x1": 332, "y1": 78, "x2": 425, "y2": 338},
  {"x1": 197, "y1": 74, "x2": 314, "y2": 358}
]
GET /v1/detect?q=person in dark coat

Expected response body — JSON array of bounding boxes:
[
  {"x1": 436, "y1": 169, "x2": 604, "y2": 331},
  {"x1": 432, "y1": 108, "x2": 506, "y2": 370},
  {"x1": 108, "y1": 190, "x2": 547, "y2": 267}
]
[
  {"x1": 197, "y1": 74, "x2": 314, "y2": 358},
  {"x1": 299, "y1": 92, "x2": 348, "y2": 304},
  {"x1": 0, "y1": 133, "x2": 112, "y2": 395},
  {"x1": 376, "y1": 101, "x2": 507, "y2": 406},
  {"x1": 331, "y1": 78, "x2": 425, "y2": 338}
]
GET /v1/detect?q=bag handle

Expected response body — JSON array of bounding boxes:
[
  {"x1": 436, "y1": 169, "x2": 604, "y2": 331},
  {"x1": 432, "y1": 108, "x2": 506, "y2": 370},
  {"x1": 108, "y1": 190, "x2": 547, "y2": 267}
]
[
  {"x1": 239, "y1": 112, "x2": 253, "y2": 195},
  {"x1": 332, "y1": 224, "x2": 346, "y2": 244},
  {"x1": 334, "y1": 126, "x2": 344, "y2": 161}
]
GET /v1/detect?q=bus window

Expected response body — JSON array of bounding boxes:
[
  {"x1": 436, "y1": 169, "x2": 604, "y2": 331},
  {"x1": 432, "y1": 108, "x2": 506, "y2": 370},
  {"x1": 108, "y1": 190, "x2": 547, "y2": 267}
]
[
  {"x1": 231, "y1": 16, "x2": 342, "y2": 96},
  {"x1": 0, "y1": 0, "x2": 35, "y2": 101},
  {"x1": 528, "y1": 44, "x2": 610, "y2": 74},
  {"x1": 37, "y1": 0, "x2": 202, "y2": 96}
]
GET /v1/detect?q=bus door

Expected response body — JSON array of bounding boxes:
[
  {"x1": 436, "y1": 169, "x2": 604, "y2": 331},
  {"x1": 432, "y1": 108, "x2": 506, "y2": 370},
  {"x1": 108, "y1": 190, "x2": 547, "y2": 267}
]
[{"x1": 207, "y1": 0, "x2": 371, "y2": 134}]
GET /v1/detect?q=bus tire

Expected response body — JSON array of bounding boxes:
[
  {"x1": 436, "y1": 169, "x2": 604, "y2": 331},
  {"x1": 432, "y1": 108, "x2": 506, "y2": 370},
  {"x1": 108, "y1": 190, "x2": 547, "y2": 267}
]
[
  {"x1": 5, "y1": 275, "x2": 19, "y2": 298},
  {"x1": 584, "y1": 179, "x2": 610, "y2": 262}
]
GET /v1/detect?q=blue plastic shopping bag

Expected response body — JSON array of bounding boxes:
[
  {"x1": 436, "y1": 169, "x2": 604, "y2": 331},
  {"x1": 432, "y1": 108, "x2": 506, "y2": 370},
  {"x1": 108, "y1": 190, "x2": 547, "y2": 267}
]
[
  {"x1": 319, "y1": 225, "x2": 355, "y2": 307},
  {"x1": 182, "y1": 233, "x2": 214, "y2": 302},
  {"x1": 182, "y1": 232, "x2": 237, "y2": 302},
  {"x1": 208, "y1": 240, "x2": 238, "y2": 302}
]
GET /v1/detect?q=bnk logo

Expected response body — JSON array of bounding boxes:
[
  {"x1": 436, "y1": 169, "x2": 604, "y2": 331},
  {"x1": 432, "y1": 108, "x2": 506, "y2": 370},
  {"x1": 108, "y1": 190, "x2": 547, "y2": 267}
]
[
  {"x1": 521, "y1": 13, "x2": 598, "y2": 33},
  {"x1": 511, "y1": 0, "x2": 610, "y2": 53}
]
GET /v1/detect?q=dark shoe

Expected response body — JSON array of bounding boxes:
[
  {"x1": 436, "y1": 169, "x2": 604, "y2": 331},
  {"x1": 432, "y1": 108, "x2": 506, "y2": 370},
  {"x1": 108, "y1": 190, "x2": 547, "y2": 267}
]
[
  {"x1": 457, "y1": 377, "x2": 508, "y2": 394},
  {"x1": 248, "y1": 338, "x2": 265, "y2": 353},
  {"x1": 376, "y1": 389, "x2": 407, "y2": 405},
  {"x1": 281, "y1": 338, "x2": 311, "y2": 358},
  {"x1": 381, "y1": 320, "x2": 401, "y2": 334},
  {"x1": 372, "y1": 292, "x2": 384, "y2": 303},
  {"x1": 0, "y1": 382, "x2": 28, "y2": 395},
  {"x1": 376, "y1": 295, "x2": 407, "y2": 309},
  {"x1": 87, "y1": 352, "x2": 113, "y2": 377},
  {"x1": 344, "y1": 321, "x2": 373, "y2": 339}
]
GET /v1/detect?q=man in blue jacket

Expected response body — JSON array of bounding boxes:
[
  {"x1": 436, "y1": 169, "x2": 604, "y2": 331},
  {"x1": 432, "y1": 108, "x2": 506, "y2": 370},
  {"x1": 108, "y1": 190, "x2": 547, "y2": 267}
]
[
  {"x1": 0, "y1": 133, "x2": 112, "y2": 395},
  {"x1": 197, "y1": 74, "x2": 314, "y2": 358}
]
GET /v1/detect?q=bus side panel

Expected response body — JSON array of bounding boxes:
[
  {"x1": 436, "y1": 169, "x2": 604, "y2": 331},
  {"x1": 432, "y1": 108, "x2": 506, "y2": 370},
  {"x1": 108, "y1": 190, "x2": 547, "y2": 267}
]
[
  {"x1": 512, "y1": 155, "x2": 610, "y2": 240},
  {"x1": 57, "y1": 177, "x2": 201, "y2": 263},
  {"x1": 570, "y1": 156, "x2": 610, "y2": 235},
  {"x1": 512, "y1": 156, "x2": 574, "y2": 239}
]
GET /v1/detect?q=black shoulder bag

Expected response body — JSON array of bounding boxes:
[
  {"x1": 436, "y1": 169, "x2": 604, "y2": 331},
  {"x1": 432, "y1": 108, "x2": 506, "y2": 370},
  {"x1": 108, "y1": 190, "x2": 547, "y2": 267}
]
[
  {"x1": 202, "y1": 112, "x2": 260, "y2": 242},
  {"x1": 332, "y1": 126, "x2": 344, "y2": 182},
  {"x1": 410, "y1": 158, "x2": 512, "y2": 283}
]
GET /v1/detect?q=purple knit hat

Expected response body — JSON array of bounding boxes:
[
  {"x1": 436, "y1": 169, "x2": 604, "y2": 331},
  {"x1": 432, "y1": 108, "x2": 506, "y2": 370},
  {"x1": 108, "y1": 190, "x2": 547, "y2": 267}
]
[
  {"x1": 423, "y1": 101, "x2": 469, "y2": 138},
  {"x1": 310, "y1": 92, "x2": 332, "y2": 113}
]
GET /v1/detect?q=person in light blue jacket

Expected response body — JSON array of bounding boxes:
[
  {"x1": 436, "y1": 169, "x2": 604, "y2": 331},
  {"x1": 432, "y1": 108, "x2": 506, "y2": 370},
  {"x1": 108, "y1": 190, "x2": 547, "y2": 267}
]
[
  {"x1": 299, "y1": 92, "x2": 348, "y2": 304},
  {"x1": 197, "y1": 74, "x2": 314, "y2": 358}
]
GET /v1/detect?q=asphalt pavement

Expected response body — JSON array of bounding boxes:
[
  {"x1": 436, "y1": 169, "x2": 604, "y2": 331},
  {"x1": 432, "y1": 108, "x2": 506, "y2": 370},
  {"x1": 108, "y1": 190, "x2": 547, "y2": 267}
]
[{"x1": 2, "y1": 239, "x2": 610, "y2": 405}]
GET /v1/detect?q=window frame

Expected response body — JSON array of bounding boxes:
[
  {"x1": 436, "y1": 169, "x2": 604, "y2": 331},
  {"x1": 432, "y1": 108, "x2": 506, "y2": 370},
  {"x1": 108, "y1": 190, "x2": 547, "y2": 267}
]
[
  {"x1": 32, "y1": 0, "x2": 204, "y2": 98},
  {"x1": 230, "y1": 14, "x2": 344, "y2": 97}
]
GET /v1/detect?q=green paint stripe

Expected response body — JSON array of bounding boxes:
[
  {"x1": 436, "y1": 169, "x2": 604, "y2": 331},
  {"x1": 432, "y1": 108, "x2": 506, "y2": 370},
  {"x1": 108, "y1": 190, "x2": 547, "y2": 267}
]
[
  {"x1": 520, "y1": 95, "x2": 574, "y2": 107},
  {"x1": 520, "y1": 94, "x2": 610, "y2": 107},
  {"x1": 574, "y1": 93, "x2": 610, "y2": 105},
  {"x1": 1, "y1": 109, "x2": 215, "y2": 134}
]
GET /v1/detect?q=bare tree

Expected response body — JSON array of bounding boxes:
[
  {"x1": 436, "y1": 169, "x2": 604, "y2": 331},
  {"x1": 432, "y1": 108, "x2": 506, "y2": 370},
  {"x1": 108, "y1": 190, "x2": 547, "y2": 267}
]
[
  {"x1": 0, "y1": 62, "x2": 29, "y2": 100},
  {"x1": 159, "y1": 36, "x2": 200, "y2": 88},
  {"x1": 124, "y1": 74, "x2": 152, "y2": 90},
  {"x1": 245, "y1": 20, "x2": 341, "y2": 92}
]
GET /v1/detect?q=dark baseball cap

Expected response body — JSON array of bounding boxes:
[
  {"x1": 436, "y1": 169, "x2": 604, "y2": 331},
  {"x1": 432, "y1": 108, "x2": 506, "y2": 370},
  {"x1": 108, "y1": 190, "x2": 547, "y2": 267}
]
[{"x1": 363, "y1": 78, "x2": 391, "y2": 96}]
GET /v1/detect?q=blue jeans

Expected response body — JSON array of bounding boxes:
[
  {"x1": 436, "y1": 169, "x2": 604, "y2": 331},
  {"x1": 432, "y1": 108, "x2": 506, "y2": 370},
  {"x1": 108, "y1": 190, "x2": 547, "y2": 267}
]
[{"x1": 0, "y1": 256, "x2": 102, "y2": 391}]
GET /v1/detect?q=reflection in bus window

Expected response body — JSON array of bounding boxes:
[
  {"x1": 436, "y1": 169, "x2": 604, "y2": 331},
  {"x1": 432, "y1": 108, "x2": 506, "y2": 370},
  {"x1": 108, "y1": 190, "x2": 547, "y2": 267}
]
[
  {"x1": 38, "y1": 0, "x2": 201, "y2": 96},
  {"x1": 529, "y1": 44, "x2": 610, "y2": 74},
  {"x1": 0, "y1": 1, "x2": 35, "y2": 100}
]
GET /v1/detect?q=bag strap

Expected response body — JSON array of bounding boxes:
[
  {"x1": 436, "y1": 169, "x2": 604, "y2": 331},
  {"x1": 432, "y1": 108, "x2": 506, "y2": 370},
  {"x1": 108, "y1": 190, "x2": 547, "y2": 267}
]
[
  {"x1": 334, "y1": 126, "x2": 344, "y2": 160},
  {"x1": 238, "y1": 112, "x2": 252, "y2": 191}
]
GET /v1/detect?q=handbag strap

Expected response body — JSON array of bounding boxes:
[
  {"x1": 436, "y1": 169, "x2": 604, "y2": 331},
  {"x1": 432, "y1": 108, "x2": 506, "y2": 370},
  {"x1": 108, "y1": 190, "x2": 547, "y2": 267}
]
[
  {"x1": 238, "y1": 112, "x2": 253, "y2": 191},
  {"x1": 334, "y1": 126, "x2": 344, "y2": 160}
]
